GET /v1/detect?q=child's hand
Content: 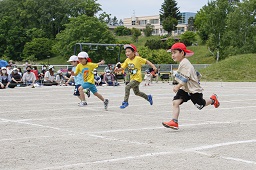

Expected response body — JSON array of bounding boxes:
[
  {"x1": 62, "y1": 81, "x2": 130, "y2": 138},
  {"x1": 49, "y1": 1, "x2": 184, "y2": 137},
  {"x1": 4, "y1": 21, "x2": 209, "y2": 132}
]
[{"x1": 173, "y1": 85, "x2": 180, "y2": 93}]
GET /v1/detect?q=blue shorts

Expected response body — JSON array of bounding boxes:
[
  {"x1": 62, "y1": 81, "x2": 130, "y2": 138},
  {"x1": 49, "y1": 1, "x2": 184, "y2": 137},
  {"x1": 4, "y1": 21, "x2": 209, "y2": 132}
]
[
  {"x1": 82, "y1": 82, "x2": 98, "y2": 94},
  {"x1": 73, "y1": 84, "x2": 81, "y2": 96}
]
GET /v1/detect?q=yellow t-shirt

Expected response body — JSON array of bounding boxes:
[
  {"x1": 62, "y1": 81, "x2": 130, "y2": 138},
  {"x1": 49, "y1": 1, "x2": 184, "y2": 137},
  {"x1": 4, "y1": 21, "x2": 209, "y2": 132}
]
[
  {"x1": 75, "y1": 62, "x2": 98, "y2": 84},
  {"x1": 121, "y1": 56, "x2": 147, "y2": 82}
]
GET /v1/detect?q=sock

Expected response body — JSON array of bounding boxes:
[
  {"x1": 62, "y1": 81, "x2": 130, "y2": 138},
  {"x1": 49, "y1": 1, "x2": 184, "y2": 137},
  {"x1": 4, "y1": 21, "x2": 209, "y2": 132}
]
[
  {"x1": 211, "y1": 99, "x2": 215, "y2": 105},
  {"x1": 173, "y1": 119, "x2": 178, "y2": 123}
]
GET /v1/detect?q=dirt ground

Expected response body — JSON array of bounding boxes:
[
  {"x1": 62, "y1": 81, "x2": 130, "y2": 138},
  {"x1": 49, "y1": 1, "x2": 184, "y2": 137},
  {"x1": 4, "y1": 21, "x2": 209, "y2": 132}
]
[{"x1": 0, "y1": 82, "x2": 256, "y2": 170}]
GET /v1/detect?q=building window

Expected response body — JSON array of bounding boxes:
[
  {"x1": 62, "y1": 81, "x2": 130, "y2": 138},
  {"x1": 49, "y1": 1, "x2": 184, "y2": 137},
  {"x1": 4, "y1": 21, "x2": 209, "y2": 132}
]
[
  {"x1": 139, "y1": 20, "x2": 147, "y2": 25},
  {"x1": 150, "y1": 19, "x2": 159, "y2": 24},
  {"x1": 132, "y1": 21, "x2": 135, "y2": 25}
]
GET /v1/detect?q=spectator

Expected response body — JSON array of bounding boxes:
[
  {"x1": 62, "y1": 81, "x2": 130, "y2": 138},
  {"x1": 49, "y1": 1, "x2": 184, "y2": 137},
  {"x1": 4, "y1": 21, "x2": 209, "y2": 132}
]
[
  {"x1": 17, "y1": 67, "x2": 23, "y2": 77},
  {"x1": 0, "y1": 67, "x2": 11, "y2": 89},
  {"x1": 103, "y1": 69, "x2": 118, "y2": 86},
  {"x1": 56, "y1": 70, "x2": 65, "y2": 85},
  {"x1": 64, "y1": 68, "x2": 74, "y2": 85},
  {"x1": 144, "y1": 70, "x2": 151, "y2": 86},
  {"x1": 22, "y1": 66, "x2": 36, "y2": 87},
  {"x1": 93, "y1": 69, "x2": 102, "y2": 86},
  {"x1": 43, "y1": 65, "x2": 58, "y2": 86},
  {"x1": 31, "y1": 66, "x2": 40, "y2": 81},
  {"x1": 6, "y1": 65, "x2": 12, "y2": 75},
  {"x1": 9, "y1": 68, "x2": 22, "y2": 88}
]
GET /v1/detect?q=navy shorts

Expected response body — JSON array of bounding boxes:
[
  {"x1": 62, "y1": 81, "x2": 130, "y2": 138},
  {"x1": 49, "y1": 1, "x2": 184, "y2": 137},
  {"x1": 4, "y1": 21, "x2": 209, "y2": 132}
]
[
  {"x1": 73, "y1": 84, "x2": 81, "y2": 96},
  {"x1": 173, "y1": 89, "x2": 206, "y2": 110}
]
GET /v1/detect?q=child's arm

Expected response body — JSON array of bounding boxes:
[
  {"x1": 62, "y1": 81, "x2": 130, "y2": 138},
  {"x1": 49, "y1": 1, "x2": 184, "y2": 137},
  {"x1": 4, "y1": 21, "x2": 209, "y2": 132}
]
[
  {"x1": 173, "y1": 83, "x2": 183, "y2": 93},
  {"x1": 97, "y1": 60, "x2": 105, "y2": 65},
  {"x1": 146, "y1": 60, "x2": 157, "y2": 72}
]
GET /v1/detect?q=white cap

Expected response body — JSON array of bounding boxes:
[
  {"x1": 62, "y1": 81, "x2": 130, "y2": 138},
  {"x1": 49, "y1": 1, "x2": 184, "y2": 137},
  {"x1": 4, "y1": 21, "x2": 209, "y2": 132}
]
[
  {"x1": 78, "y1": 52, "x2": 89, "y2": 58},
  {"x1": 1, "y1": 67, "x2": 6, "y2": 70},
  {"x1": 48, "y1": 65, "x2": 54, "y2": 69},
  {"x1": 67, "y1": 55, "x2": 78, "y2": 62},
  {"x1": 13, "y1": 68, "x2": 18, "y2": 71},
  {"x1": 57, "y1": 70, "x2": 62, "y2": 74}
]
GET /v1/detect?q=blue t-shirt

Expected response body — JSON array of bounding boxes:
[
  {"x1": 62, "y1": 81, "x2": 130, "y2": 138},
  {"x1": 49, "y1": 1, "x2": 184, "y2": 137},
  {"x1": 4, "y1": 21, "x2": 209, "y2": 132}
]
[{"x1": 72, "y1": 67, "x2": 83, "y2": 85}]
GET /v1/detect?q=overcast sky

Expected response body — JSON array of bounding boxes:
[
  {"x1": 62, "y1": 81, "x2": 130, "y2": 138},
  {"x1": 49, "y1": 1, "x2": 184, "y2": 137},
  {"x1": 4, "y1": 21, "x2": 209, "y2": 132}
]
[{"x1": 97, "y1": 0, "x2": 210, "y2": 20}]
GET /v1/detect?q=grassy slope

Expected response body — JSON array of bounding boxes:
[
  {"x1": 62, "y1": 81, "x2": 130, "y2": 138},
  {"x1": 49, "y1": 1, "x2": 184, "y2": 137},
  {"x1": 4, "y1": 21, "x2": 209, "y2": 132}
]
[{"x1": 199, "y1": 54, "x2": 256, "y2": 81}]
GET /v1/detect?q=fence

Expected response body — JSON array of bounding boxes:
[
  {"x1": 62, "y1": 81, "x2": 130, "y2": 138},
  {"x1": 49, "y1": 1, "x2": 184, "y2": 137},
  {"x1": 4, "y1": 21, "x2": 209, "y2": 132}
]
[{"x1": 16, "y1": 64, "x2": 211, "y2": 74}]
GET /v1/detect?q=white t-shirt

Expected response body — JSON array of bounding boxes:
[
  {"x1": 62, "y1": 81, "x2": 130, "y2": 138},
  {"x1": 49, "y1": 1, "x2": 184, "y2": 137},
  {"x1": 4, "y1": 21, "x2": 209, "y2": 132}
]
[{"x1": 44, "y1": 71, "x2": 55, "y2": 81}]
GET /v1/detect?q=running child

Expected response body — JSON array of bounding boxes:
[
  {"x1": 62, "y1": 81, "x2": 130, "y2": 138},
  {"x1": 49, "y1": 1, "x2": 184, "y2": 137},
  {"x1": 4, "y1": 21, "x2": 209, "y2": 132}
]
[
  {"x1": 162, "y1": 43, "x2": 220, "y2": 130},
  {"x1": 114, "y1": 44, "x2": 157, "y2": 109},
  {"x1": 66, "y1": 55, "x2": 91, "y2": 107},
  {"x1": 71, "y1": 52, "x2": 109, "y2": 110}
]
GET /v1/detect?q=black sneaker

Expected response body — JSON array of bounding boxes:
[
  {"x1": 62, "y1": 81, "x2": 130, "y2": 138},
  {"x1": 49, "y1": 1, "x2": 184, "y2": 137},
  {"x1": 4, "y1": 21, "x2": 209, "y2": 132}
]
[
  {"x1": 86, "y1": 89, "x2": 90, "y2": 98},
  {"x1": 104, "y1": 99, "x2": 109, "y2": 110}
]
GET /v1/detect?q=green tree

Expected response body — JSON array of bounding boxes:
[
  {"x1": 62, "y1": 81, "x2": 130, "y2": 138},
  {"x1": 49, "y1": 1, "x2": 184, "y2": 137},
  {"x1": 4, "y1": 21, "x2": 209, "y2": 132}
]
[
  {"x1": 187, "y1": 17, "x2": 195, "y2": 31},
  {"x1": 195, "y1": 0, "x2": 234, "y2": 60},
  {"x1": 160, "y1": 0, "x2": 181, "y2": 34},
  {"x1": 180, "y1": 31, "x2": 196, "y2": 46},
  {"x1": 114, "y1": 26, "x2": 131, "y2": 36},
  {"x1": 23, "y1": 38, "x2": 53, "y2": 61},
  {"x1": 131, "y1": 28, "x2": 141, "y2": 42},
  {"x1": 53, "y1": 15, "x2": 117, "y2": 63},
  {"x1": 143, "y1": 24, "x2": 154, "y2": 37}
]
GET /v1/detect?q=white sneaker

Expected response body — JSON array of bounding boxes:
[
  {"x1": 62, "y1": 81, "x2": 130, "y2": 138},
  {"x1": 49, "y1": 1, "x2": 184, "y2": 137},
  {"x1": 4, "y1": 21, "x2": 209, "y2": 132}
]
[{"x1": 78, "y1": 102, "x2": 87, "y2": 107}]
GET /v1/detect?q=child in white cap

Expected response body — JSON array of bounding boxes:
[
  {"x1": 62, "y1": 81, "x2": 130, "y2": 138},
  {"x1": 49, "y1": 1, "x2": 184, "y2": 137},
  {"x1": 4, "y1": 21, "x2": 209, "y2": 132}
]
[{"x1": 71, "y1": 52, "x2": 109, "y2": 110}]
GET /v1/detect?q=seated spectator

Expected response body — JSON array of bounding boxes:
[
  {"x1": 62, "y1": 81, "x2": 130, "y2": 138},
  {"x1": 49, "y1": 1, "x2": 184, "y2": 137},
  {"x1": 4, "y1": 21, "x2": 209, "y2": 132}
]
[
  {"x1": 17, "y1": 67, "x2": 23, "y2": 77},
  {"x1": 56, "y1": 70, "x2": 65, "y2": 85},
  {"x1": 0, "y1": 67, "x2": 11, "y2": 89},
  {"x1": 144, "y1": 70, "x2": 151, "y2": 86},
  {"x1": 31, "y1": 66, "x2": 40, "y2": 81},
  {"x1": 6, "y1": 65, "x2": 13, "y2": 75},
  {"x1": 103, "y1": 69, "x2": 118, "y2": 86},
  {"x1": 43, "y1": 65, "x2": 58, "y2": 86},
  {"x1": 22, "y1": 66, "x2": 36, "y2": 87},
  {"x1": 93, "y1": 69, "x2": 102, "y2": 86},
  {"x1": 9, "y1": 68, "x2": 23, "y2": 88}
]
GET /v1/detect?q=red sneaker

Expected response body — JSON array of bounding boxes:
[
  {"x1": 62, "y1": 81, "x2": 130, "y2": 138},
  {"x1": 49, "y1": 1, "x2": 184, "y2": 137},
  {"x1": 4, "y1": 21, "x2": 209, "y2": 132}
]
[
  {"x1": 162, "y1": 120, "x2": 179, "y2": 130},
  {"x1": 210, "y1": 94, "x2": 220, "y2": 108}
]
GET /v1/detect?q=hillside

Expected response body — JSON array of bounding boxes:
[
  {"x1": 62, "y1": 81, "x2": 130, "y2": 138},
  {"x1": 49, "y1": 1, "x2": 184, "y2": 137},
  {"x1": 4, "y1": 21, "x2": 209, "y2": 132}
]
[{"x1": 199, "y1": 54, "x2": 256, "y2": 82}]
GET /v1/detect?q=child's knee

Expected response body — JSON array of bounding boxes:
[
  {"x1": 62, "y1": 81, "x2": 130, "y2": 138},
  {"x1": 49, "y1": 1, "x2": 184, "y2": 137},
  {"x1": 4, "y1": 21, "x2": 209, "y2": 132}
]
[{"x1": 78, "y1": 86, "x2": 83, "y2": 91}]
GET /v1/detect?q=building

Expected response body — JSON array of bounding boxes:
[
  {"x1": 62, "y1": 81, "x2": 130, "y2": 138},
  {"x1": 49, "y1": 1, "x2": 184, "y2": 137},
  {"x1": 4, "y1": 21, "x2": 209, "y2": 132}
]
[
  {"x1": 123, "y1": 15, "x2": 168, "y2": 36},
  {"x1": 123, "y1": 12, "x2": 196, "y2": 36}
]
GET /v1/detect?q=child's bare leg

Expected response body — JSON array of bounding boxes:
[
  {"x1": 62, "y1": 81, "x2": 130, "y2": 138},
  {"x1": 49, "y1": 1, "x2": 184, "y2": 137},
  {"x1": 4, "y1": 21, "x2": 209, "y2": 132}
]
[
  {"x1": 78, "y1": 86, "x2": 86, "y2": 101},
  {"x1": 94, "y1": 92, "x2": 104, "y2": 101},
  {"x1": 172, "y1": 99, "x2": 183, "y2": 120},
  {"x1": 204, "y1": 98, "x2": 213, "y2": 107}
]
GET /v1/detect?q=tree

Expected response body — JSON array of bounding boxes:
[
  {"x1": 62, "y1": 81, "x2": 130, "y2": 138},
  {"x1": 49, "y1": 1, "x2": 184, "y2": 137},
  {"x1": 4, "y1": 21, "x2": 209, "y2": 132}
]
[
  {"x1": 195, "y1": 0, "x2": 234, "y2": 60},
  {"x1": 180, "y1": 31, "x2": 196, "y2": 46},
  {"x1": 53, "y1": 15, "x2": 117, "y2": 63},
  {"x1": 114, "y1": 26, "x2": 131, "y2": 36},
  {"x1": 131, "y1": 28, "x2": 141, "y2": 42},
  {"x1": 187, "y1": 17, "x2": 195, "y2": 31},
  {"x1": 143, "y1": 24, "x2": 154, "y2": 37},
  {"x1": 22, "y1": 38, "x2": 53, "y2": 61},
  {"x1": 160, "y1": 0, "x2": 181, "y2": 34}
]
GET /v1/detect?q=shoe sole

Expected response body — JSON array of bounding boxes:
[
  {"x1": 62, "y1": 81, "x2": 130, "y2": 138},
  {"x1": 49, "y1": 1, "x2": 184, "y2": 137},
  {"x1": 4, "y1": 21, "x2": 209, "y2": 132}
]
[{"x1": 162, "y1": 122, "x2": 179, "y2": 130}]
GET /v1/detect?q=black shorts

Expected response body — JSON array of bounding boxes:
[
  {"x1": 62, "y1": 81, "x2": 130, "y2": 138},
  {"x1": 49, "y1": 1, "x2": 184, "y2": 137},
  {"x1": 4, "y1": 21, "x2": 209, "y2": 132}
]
[
  {"x1": 73, "y1": 84, "x2": 81, "y2": 96},
  {"x1": 173, "y1": 89, "x2": 206, "y2": 110}
]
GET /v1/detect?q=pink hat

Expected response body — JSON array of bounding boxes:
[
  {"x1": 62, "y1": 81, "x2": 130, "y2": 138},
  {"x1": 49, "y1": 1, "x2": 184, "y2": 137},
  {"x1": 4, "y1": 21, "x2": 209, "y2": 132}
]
[
  {"x1": 124, "y1": 44, "x2": 137, "y2": 52},
  {"x1": 167, "y1": 43, "x2": 194, "y2": 57}
]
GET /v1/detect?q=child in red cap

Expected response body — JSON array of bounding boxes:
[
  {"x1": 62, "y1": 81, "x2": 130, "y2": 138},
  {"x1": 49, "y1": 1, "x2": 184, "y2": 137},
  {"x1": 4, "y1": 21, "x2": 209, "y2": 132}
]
[
  {"x1": 114, "y1": 44, "x2": 157, "y2": 109},
  {"x1": 162, "y1": 43, "x2": 220, "y2": 130}
]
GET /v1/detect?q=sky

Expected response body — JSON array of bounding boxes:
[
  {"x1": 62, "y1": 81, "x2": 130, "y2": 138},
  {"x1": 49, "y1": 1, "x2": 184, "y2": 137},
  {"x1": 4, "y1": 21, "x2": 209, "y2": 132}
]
[{"x1": 97, "y1": 0, "x2": 210, "y2": 20}]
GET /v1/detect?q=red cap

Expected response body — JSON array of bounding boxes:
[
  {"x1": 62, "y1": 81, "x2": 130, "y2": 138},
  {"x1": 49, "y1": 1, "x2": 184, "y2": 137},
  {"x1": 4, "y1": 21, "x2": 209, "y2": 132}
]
[
  {"x1": 124, "y1": 44, "x2": 137, "y2": 52},
  {"x1": 167, "y1": 43, "x2": 194, "y2": 57}
]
